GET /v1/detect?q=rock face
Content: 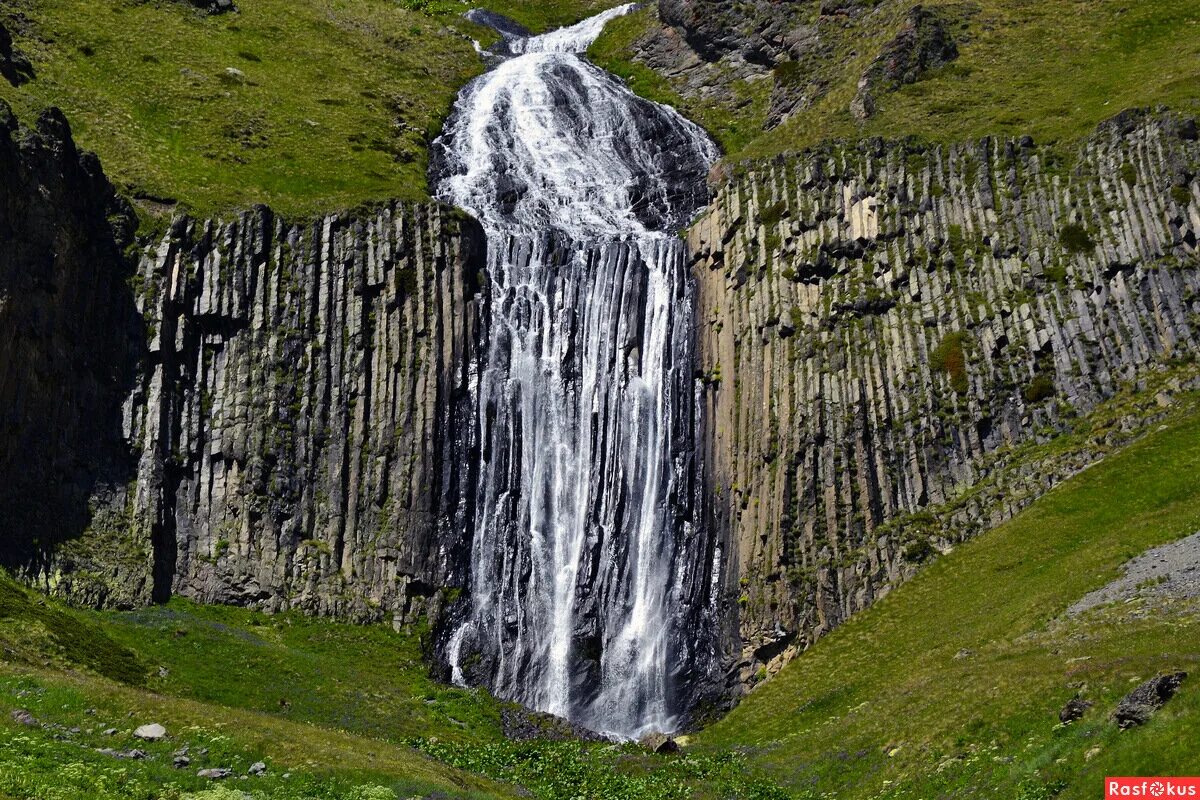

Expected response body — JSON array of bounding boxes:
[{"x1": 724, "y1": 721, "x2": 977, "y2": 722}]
[
  {"x1": 688, "y1": 111, "x2": 1200, "y2": 691},
  {"x1": 0, "y1": 103, "x2": 488, "y2": 624},
  {"x1": 0, "y1": 102, "x2": 145, "y2": 607},
  {"x1": 658, "y1": 0, "x2": 814, "y2": 65},
  {"x1": 112, "y1": 203, "x2": 486, "y2": 622}
]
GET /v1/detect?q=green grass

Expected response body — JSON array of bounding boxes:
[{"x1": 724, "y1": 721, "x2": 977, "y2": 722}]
[
  {"x1": 0, "y1": 580, "x2": 519, "y2": 799},
  {"x1": 0, "y1": 0, "x2": 619, "y2": 217},
  {"x1": 98, "y1": 600, "x2": 505, "y2": 745},
  {"x1": 593, "y1": 0, "x2": 1200, "y2": 164},
  {"x1": 587, "y1": 5, "x2": 772, "y2": 155},
  {"x1": 693, "y1": 396, "x2": 1200, "y2": 798}
]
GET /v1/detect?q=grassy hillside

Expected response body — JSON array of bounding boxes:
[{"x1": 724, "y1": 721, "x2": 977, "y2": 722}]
[
  {"x1": 0, "y1": 580, "x2": 518, "y2": 799},
  {"x1": 0, "y1": 0, "x2": 618, "y2": 217},
  {"x1": 591, "y1": 0, "x2": 1200, "y2": 161},
  {"x1": 692, "y1": 394, "x2": 1200, "y2": 798},
  {"x1": 0, "y1": 577, "x2": 797, "y2": 800}
]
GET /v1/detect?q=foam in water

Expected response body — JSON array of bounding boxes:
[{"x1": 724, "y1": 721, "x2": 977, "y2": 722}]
[{"x1": 433, "y1": 5, "x2": 717, "y2": 740}]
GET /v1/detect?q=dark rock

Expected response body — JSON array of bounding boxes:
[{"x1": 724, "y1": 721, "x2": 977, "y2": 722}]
[
  {"x1": 500, "y1": 705, "x2": 611, "y2": 742},
  {"x1": 1113, "y1": 672, "x2": 1187, "y2": 729},
  {"x1": 639, "y1": 733, "x2": 681, "y2": 753},
  {"x1": 658, "y1": 0, "x2": 808, "y2": 65},
  {"x1": 1059, "y1": 697, "x2": 1093, "y2": 723},
  {"x1": 0, "y1": 21, "x2": 34, "y2": 87},
  {"x1": 173, "y1": 755, "x2": 191, "y2": 769},
  {"x1": 181, "y1": 0, "x2": 237, "y2": 14},
  {"x1": 0, "y1": 101, "x2": 143, "y2": 607}
]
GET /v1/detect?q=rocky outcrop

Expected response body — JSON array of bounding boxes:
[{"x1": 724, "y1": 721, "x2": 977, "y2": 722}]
[
  {"x1": 0, "y1": 102, "x2": 145, "y2": 607},
  {"x1": 689, "y1": 111, "x2": 1200, "y2": 691},
  {"x1": 0, "y1": 21, "x2": 34, "y2": 86},
  {"x1": 850, "y1": 5, "x2": 959, "y2": 120},
  {"x1": 110, "y1": 203, "x2": 486, "y2": 623},
  {"x1": 1113, "y1": 672, "x2": 1186, "y2": 729},
  {"x1": 0, "y1": 101, "x2": 487, "y2": 622},
  {"x1": 658, "y1": 0, "x2": 815, "y2": 65}
]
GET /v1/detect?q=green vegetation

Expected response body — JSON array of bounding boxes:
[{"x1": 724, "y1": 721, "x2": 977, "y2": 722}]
[
  {"x1": 1024, "y1": 373, "x2": 1057, "y2": 403},
  {"x1": 98, "y1": 601, "x2": 505, "y2": 744},
  {"x1": 0, "y1": 582, "x2": 518, "y2": 799},
  {"x1": 694, "y1": 397, "x2": 1200, "y2": 799},
  {"x1": 931, "y1": 331, "x2": 969, "y2": 394},
  {"x1": 592, "y1": 0, "x2": 1200, "y2": 165},
  {"x1": 587, "y1": 5, "x2": 771, "y2": 154},
  {"x1": 1060, "y1": 223, "x2": 1096, "y2": 254},
  {"x1": 0, "y1": 579, "x2": 796, "y2": 799},
  {"x1": 0, "y1": 0, "x2": 618, "y2": 217}
]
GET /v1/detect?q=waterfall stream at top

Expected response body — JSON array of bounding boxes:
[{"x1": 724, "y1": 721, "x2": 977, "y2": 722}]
[{"x1": 431, "y1": 4, "x2": 719, "y2": 740}]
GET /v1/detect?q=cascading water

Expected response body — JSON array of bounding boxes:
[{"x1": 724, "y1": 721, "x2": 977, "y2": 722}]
[{"x1": 432, "y1": 4, "x2": 719, "y2": 739}]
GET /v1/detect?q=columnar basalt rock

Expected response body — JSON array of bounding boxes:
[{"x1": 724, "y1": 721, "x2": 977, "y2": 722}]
[
  {"x1": 0, "y1": 102, "x2": 145, "y2": 608},
  {"x1": 113, "y1": 204, "x2": 487, "y2": 624},
  {"x1": 689, "y1": 112, "x2": 1200, "y2": 692}
]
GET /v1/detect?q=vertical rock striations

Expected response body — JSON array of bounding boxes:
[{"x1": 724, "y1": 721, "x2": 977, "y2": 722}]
[
  {"x1": 116, "y1": 204, "x2": 486, "y2": 623},
  {"x1": 690, "y1": 111, "x2": 1200, "y2": 691},
  {"x1": 0, "y1": 102, "x2": 145, "y2": 608}
]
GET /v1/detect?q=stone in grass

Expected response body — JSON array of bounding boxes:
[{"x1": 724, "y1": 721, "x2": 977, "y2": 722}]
[
  {"x1": 639, "y1": 733, "x2": 680, "y2": 754},
  {"x1": 1059, "y1": 697, "x2": 1093, "y2": 723},
  {"x1": 198, "y1": 768, "x2": 233, "y2": 780},
  {"x1": 10, "y1": 709, "x2": 37, "y2": 726},
  {"x1": 134, "y1": 723, "x2": 167, "y2": 740},
  {"x1": 248, "y1": 761, "x2": 267, "y2": 776},
  {"x1": 1114, "y1": 672, "x2": 1187, "y2": 729}
]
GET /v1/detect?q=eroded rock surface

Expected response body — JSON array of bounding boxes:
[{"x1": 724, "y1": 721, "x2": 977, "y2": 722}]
[{"x1": 689, "y1": 111, "x2": 1200, "y2": 691}]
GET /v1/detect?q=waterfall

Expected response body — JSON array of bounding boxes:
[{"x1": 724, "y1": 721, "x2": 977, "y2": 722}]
[{"x1": 432, "y1": 4, "x2": 718, "y2": 739}]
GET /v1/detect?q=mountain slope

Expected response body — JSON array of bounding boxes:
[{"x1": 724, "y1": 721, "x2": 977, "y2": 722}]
[
  {"x1": 0, "y1": 0, "x2": 618, "y2": 216},
  {"x1": 590, "y1": 0, "x2": 1200, "y2": 163},
  {"x1": 691, "y1": 393, "x2": 1200, "y2": 798}
]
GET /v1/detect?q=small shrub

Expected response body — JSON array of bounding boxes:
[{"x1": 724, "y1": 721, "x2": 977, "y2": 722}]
[
  {"x1": 1059, "y1": 223, "x2": 1095, "y2": 254},
  {"x1": 1119, "y1": 162, "x2": 1137, "y2": 187},
  {"x1": 931, "y1": 332, "x2": 969, "y2": 395},
  {"x1": 1023, "y1": 373, "x2": 1056, "y2": 403},
  {"x1": 903, "y1": 537, "x2": 936, "y2": 563},
  {"x1": 1172, "y1": 185, "x2": 1193, "y2": 205},
  {"x1": 759, "y1": 199, "x2": 788, "y2": 227}
]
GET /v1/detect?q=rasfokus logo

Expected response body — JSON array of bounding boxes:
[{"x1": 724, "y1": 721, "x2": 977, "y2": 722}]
[{"x1": 1107, "y1": 778, "x2": 1200, "y2": 798}]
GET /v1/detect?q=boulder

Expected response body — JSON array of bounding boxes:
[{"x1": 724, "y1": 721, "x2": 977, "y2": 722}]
[
  {"x1": 1113, "y1": 672, "x2": 1187, "y2": 729},
  {"x1": 1059, "y1": 697, "x2": 1092, "y2": 723},
  {"x1": 639, "y1": 733, "x2": 681, "y2": 754},
  {"x1": 134, "y1": 723, "x2": 167, "y2": 740}
]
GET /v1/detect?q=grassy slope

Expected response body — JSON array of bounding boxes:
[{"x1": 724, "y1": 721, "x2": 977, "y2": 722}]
[
  {"x1": 693, "y1": 395, "x2": 1200, "y2": 798},
  {"x1": 0, "y1": 583, "x2": 517, "y2": 799},
  {"x1": 591, "y1": 0, "x2": 1200, "y2": 161},
  {"x1": 0, "y1": 0, "x2": 619, "y2": 217}
]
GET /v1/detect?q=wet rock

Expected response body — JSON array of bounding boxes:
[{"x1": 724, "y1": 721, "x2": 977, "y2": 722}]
[
  {"x1": 1114, "y1": 672, "x2": 1187, "y2": 729},
  {"x1": 500, "y1": 706, "x2": 609, "y2": 742},
  {"x1": 639, "y1": 733, "x2": 680, "y2": 754},
  {"x1": 1059, "y1": 697, "x2": 1092, "y2": 723}
]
